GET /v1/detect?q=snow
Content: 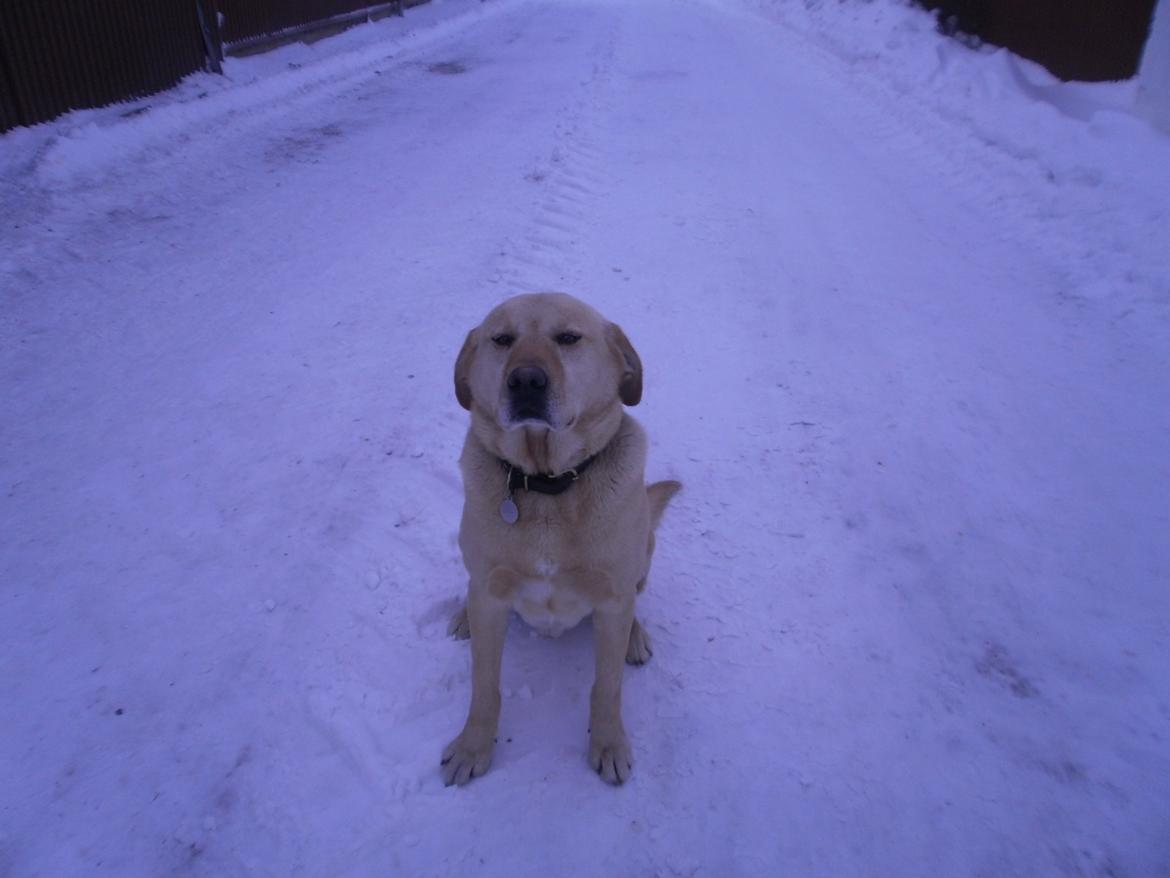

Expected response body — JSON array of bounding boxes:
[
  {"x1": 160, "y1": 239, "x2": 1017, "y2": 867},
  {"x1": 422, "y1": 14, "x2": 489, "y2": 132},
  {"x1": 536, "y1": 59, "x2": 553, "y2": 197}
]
[
  {"x1": 1139, "y1": 0, "x2": 1170, "y2": 132},
  {"x1": 2, "y1": 0, "x2": 1168, "y2": 874}
]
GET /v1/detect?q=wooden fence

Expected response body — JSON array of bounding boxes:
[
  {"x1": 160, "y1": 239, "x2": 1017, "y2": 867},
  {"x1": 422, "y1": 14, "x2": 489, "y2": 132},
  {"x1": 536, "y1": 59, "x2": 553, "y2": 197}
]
[
  {"x1": 0, "y1": 0, "x2": 426, "y2": 132},
  {"x1": 0, "y1": 0, "x2": 215, "y2": 132}
]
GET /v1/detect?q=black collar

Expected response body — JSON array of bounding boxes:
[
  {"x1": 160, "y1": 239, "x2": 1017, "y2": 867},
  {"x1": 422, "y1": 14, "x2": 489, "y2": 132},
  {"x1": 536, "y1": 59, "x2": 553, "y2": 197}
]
[{"x1": 502, "y1": 453, "x2": 597, "y2": 496}]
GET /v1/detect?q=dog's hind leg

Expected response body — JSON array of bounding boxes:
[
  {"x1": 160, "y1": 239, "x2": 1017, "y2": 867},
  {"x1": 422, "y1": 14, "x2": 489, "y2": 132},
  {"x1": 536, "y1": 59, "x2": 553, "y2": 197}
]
[
  {"x1": 626, "y1": 615, "x2": 653, "y2": 666},
  {"x1": 447, "y1": 602, "x2": 470, "y2": 640},
  {"x1": 625, "y1": 481, "x2": 679, "y2": 667}
]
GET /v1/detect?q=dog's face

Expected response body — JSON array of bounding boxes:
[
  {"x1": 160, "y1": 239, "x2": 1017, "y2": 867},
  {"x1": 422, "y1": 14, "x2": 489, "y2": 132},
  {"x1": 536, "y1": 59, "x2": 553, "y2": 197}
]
[{"x1": 454, "y1": 292, "x2": 641, "y2": 474}]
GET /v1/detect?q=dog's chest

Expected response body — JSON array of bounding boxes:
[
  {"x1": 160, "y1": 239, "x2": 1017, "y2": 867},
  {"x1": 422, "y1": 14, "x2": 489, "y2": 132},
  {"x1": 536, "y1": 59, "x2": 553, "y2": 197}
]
[{"x1": 512, "y1": 561, "x2": 591, "y2": 638}]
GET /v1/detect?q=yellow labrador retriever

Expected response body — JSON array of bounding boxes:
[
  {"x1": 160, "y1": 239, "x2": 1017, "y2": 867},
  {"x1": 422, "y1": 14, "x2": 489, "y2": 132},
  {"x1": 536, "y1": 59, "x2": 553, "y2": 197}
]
[{"x1": 443, "y1": 292, "x2": 679, "y2": 786}]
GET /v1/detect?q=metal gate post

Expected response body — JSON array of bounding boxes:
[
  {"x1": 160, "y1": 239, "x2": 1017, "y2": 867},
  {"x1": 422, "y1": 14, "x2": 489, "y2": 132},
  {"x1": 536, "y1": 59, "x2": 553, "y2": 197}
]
[{"x1": 194, "y1": 0, "x2": 224, "y2": 74}]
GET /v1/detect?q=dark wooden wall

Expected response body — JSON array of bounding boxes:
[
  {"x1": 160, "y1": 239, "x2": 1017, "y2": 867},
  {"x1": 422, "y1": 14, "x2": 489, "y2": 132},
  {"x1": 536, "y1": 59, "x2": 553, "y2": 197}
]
[
  {"x1": 920, "y1": 0, "x2": 1157, "y2": 81},
  {"x1": 0, "y1": 0, "x2": 213, "y2": 131}
]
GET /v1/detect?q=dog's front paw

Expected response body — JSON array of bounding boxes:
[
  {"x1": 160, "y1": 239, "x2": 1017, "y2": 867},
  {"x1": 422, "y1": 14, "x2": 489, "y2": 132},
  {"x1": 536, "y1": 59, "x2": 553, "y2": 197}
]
[
  {"x1": 441, "y1": 724, "x2": 496, "y2": 786},
  {"x1": 588, "y1": 727, "x2": 632, "y2": 785}
]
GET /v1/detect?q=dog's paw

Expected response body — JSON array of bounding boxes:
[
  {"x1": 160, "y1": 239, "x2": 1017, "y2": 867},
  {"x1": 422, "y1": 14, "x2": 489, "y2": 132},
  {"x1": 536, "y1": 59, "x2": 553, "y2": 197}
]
[
  {"x1": 447, "y1": 604, "x2": 470, "y2": 640},
  {"x1": 588, "y1": 728, "x2": 633, "y2": 785},
  {"x1": 626, "y1": 617, "x2": 653, "y2": 666},
  {"x1": 441, "y1": 725, "x2": 495, "y2": 786}
]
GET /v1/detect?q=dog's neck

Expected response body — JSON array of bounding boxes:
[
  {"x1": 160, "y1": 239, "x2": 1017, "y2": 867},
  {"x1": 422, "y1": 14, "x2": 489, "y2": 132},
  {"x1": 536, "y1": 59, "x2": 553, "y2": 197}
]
[{"x1": 498, "y1": 452, "x2": 598, "y2": 496}]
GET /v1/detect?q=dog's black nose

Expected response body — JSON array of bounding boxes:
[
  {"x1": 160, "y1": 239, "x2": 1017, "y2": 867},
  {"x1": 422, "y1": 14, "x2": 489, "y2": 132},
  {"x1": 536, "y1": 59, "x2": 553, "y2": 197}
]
[
  {"x1": 507, "y1": 366, "x2": 550, "y2": 422},
  {"x1": 507, "y1": 366, "x2": 548, "y2": 395}
]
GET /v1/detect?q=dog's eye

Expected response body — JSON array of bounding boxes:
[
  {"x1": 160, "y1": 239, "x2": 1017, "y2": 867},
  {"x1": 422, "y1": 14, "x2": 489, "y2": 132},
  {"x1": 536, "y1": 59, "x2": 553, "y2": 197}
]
[
  {"x1": 491, "y1": 333, "x2": 515, "y2": 348},
  {"x1": 555, "y1": 332, "x2": 581, "y2": 346}
]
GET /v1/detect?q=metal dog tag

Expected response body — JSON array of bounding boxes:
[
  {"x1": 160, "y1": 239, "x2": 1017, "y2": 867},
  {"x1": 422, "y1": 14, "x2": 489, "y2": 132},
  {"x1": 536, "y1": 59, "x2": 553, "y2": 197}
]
[{"x1": 499, "y1": 496, "x2": 519, "y2": 525}]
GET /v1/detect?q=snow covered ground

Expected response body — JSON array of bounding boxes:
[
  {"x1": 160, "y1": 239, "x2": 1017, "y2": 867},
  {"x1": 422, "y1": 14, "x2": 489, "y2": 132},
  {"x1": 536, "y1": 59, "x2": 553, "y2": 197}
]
[{"x1": 2, "y1": 0, "x2": 1168, "y2": 874}]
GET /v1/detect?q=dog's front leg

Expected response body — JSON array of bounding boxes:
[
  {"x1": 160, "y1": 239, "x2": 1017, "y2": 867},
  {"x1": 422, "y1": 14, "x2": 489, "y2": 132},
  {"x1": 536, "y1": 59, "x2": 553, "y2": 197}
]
[
  {"x1": 442, "y1": 572, "x2": 511, "y2": 786},
  {"x1": 589, "y1": 597, "x2": 635, "y2": 785}
]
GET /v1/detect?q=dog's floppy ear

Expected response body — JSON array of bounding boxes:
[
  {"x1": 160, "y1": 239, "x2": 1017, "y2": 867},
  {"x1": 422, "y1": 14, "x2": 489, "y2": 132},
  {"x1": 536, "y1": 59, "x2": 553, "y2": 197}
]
[
  {"x1": 606, "y1": 322, "x2": 643, "y2": 406},
  {"x1": 454, "y1": 329, "x2": 478, "y2": 410}
]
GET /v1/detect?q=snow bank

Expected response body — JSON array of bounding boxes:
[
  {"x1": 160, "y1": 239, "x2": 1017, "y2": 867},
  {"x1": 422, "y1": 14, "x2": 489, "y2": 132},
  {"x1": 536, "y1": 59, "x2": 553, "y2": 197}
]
[
  {"x1": 716, "y1": 0, "x2": 1170, "y2": 318},
  {"x1": 1138, "y1": 0, "x2": 1170, "y2": 131},
  {"x1": 0, "y1": 0, "x2": 516, "y2": 189}
]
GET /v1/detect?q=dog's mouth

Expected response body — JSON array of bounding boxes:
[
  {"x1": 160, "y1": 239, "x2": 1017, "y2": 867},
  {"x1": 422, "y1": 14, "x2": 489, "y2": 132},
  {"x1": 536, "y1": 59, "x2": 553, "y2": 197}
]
[{"x1": 510, "y1": 407, "x2": 550, "y2": 425}]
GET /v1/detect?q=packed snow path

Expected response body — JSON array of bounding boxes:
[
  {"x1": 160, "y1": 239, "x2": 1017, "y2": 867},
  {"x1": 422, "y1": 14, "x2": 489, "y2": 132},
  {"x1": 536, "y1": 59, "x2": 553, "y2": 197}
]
[{"x1": 3, "y1": 0, "x2": 1168, "y2": 874}]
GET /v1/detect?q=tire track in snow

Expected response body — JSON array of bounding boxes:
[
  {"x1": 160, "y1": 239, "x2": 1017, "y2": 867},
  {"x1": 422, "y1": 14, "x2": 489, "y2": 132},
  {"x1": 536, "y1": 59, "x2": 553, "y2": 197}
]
[{"x1": 486, "y1": 14, "x2": 619, "y2": 295}]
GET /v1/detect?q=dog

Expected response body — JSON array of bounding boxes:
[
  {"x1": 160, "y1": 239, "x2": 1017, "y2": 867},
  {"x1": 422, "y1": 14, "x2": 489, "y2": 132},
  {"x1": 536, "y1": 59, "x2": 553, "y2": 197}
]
[{"x1": 443, "y1": 292, "x2": 679, "y2": 786}]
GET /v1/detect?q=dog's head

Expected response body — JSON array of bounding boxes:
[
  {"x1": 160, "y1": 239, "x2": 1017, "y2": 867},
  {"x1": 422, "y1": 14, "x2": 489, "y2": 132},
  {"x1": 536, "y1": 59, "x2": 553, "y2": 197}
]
[{"x1": 454, "y1": 292, "x2": 642, "y2": 475}]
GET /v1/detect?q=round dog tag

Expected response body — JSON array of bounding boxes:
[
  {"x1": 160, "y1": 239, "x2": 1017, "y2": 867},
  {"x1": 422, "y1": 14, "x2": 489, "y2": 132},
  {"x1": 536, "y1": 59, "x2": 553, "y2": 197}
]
[{"x1": 499, "y1": 497, "x2": 519, "y2": 524}]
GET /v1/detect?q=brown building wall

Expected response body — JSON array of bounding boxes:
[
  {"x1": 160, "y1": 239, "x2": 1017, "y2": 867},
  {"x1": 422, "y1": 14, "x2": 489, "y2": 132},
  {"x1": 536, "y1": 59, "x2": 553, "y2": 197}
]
[{"x1": 921, "y1": 0, "x2": 1157, "y2": 81}]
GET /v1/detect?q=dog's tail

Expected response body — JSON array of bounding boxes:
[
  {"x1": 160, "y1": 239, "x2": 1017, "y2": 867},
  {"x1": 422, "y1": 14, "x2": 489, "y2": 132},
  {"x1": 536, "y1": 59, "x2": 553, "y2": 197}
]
[{"x1": 647, "y1": 480, "x2": 682, "y2": 531}]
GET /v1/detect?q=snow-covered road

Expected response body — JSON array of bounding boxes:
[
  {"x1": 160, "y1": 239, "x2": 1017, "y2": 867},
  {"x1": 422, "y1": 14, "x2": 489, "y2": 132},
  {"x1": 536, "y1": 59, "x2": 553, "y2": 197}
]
[{"x1": 3, "y1": 0, "x2": 1168, "y2": 874}]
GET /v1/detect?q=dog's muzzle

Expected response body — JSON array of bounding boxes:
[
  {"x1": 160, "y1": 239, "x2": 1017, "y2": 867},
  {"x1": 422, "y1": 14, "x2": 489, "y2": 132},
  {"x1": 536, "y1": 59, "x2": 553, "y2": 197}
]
[{"x1": 507, "y1": 365, "x2": 549, "y2": 422}]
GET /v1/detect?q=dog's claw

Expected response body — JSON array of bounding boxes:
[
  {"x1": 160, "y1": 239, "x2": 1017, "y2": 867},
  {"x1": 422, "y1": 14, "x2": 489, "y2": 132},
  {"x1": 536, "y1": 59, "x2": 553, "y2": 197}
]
[
  {"x1": 588, "y1": 731, "x2": 633, "y2": 785},
  {"x1": 442, "y1": 727, "x2": 495, "y2": 786}
]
